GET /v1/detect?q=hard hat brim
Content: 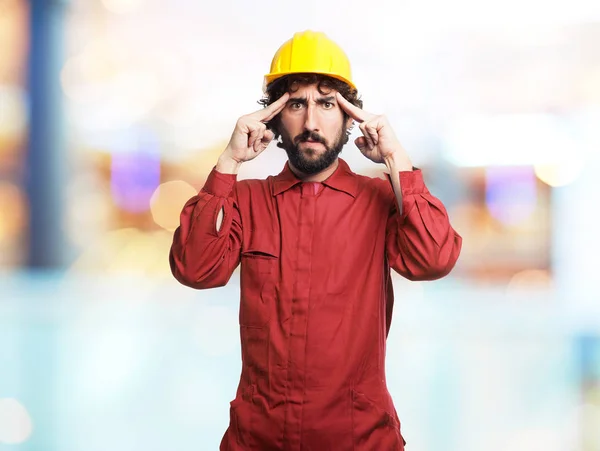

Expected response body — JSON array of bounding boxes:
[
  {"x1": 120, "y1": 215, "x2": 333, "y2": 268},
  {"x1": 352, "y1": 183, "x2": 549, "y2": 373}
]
[{"x1": 263, "y1": 71, "x2": 357, "y2": 93}]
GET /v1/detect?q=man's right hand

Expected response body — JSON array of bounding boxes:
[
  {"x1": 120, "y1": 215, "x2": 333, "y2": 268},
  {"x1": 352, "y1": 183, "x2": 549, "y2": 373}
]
[{"x1": 217, "y1": 93, "x2": 290, "y2": 174}]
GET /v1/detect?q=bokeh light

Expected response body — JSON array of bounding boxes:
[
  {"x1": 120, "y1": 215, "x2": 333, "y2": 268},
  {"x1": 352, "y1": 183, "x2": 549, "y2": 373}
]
[
  {"x1": 534, "y1": 159, "x2": 585, "y2": 187},
  {"x1": 0, "y1": 398, "x2": 33, "y2": 444},
  {"x1": 485, "y1": 167, "x2": 537, "y2": 226},
  {"x1": 0, "y1": 0, "x2": 27, "y2": 83},
  {"x1": 110, "y1": 131, "x2": 161, "y2": 213},
  {"x1": 0, "y1": 85, "x2": 27, "y2": 139},
  {"x1": 0, "y1": 180, "x2": 27, "y2": 243},
  {"x1": 506, "y1": 269, "x2": 553, "y2": 296},
  {"x1": 150, "y1": 180, "x2": 197, "y2": 232}
]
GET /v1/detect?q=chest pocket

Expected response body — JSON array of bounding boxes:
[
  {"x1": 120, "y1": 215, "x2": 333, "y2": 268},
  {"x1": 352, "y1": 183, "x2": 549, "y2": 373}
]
[{"x1": 239, "y1": 230, "x2": 279, "y2": 328}]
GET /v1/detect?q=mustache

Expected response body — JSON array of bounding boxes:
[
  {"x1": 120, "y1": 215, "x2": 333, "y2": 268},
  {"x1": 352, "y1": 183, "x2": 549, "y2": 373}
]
[{"x1": 294, "y1": 130, "x2": 326, "y2": 145}]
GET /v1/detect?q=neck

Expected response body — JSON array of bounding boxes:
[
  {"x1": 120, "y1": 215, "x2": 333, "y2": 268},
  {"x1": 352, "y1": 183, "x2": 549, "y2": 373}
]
[{"x1": 288, "y1": 158, "x2": 339, "y2": 182}]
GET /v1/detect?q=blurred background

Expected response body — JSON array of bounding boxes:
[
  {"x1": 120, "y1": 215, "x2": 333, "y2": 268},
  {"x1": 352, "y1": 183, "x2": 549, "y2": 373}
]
[{"x1": 1, "y1": 0, "x2": 600, "y2": 449}]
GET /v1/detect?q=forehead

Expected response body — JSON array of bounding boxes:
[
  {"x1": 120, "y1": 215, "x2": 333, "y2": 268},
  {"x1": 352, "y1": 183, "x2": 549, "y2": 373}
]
[{"x1": 288, "y1": 82, "x2": 337, "y2": 98}]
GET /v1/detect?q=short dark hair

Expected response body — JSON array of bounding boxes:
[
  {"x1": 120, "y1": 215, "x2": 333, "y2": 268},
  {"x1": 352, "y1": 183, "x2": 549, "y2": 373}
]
[{"x1": 258, "y1": 73, "x2": 363, "y2": 140}]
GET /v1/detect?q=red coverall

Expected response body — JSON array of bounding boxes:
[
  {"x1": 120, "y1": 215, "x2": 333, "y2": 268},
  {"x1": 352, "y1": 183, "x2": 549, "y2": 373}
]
[{"x1": 170, "y1": 158, "x2": 462, "y2": 450}]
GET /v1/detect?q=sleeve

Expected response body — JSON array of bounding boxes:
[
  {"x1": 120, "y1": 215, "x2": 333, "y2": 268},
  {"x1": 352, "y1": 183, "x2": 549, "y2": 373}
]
[
  {"x1": 385, "y1": 169, "x2": 462, "y2": 281},
  {"x1": 169, "y1": 167, "x2": 243, "y2": 289}
]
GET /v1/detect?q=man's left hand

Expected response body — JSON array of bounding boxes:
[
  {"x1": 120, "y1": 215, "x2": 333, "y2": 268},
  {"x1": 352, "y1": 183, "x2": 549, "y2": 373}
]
[{"x1": 336, "y1": 92, "x2": 413, "y2": 171}]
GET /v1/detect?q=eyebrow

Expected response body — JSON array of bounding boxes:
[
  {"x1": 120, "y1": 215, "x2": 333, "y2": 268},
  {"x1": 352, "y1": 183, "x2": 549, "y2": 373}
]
[{"x1": 288, "y1": 95, "x2": 336, "y2": 105}]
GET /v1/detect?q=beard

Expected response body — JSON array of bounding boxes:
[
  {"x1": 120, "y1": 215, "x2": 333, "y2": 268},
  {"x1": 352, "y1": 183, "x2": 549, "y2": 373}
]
[{"x1": 277, "y1": 127, "x2": 347, "y2": 175}]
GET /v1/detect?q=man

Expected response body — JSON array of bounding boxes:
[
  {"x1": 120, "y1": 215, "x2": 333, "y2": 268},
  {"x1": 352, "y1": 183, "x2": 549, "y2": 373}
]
[{"x1": 170, "y1": 30, "x2": 462, "y2": 451}]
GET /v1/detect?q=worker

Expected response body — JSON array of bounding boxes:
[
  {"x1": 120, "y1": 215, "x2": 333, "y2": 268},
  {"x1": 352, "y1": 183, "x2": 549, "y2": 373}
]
[{"x1": 169, "y1": 30, "x2": 462, "y2": 450}]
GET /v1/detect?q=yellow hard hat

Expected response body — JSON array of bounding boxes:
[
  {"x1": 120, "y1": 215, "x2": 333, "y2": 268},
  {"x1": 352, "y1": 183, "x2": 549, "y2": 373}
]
[{"x1": 264, "y1": 30, "x2": 355, "y2": 92}]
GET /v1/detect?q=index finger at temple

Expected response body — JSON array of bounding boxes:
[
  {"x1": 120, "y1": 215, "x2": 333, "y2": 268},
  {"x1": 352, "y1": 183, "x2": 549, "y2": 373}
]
[
  {"x1": 335, "y1": 92, "x2": 370, "y2": 123},
  {"x1": 255, "y1": 92, "x2": 290, "y2": 122}
]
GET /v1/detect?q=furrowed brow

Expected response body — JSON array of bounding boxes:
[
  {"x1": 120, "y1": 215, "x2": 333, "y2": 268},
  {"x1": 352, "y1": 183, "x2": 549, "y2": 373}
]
[
  {"x1": 316, "y1": 96, "x2": 336, "y2": 104},
  {"x1": 288, "y1": 97, "x2": 308, "y2": 105}
]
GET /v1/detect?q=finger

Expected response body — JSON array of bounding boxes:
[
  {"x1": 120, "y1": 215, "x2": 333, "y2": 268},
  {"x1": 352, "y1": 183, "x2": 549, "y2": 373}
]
[
  {"x1": 253, "y1": 130, "x2": 265, "y2": 152},
  {"x1": 335, "y1": 92, "x2": 374, "y2": 123},
  {"x1": 247, "y1": 127, "x2": 261, "y2": 149},
  {"x1": 355, "y1": 136, "x2": 368, "y2": 152},
  {"x1": 262, "y1": 129, "x2": 274, "y2": 145},
  {"x1": 365, "y1": 122, "x2": 379, "y2": 146},
  {"x1": 359, "y1": 123, "x2": 374, "y2": 149},
  {"x1": 256, "y1": 130, "x2": 274, "y2": 152},
  {"x1": 252, "y1": 92, "x2": 290, "y2": 122}
]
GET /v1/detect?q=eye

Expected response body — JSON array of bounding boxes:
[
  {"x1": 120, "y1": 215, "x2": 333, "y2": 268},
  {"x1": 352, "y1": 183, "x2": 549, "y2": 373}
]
[
  {"x1": 290, "y1": 102, "x2": 303, "y2": 110},
  {"x1": 323, "y1": 102, "x2": 334, "y2": 109}
]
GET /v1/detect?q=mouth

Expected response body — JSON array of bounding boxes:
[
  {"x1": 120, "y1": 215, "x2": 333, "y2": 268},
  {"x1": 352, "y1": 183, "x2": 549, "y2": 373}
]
[
  {"x1": 300, "y1": 139, "x2": 324, "y2": 146},
  {"x1": 299, "y1": 142, "x2": 324, "y2": 153}
]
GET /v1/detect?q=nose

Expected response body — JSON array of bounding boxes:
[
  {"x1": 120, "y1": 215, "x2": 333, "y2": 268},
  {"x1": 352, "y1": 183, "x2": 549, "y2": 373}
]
[{"x1": 303, "y1": 103, "x2": 319, "y2": 133}]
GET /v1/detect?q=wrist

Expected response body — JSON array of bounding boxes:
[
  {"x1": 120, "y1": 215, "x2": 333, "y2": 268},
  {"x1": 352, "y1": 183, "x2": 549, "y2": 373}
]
[
  {"x1": 383, "y1": 151, "x2": 413, "y2": 172},
  {"x1": 216, "y1": 152, "x2": 243, "y2": 175}
]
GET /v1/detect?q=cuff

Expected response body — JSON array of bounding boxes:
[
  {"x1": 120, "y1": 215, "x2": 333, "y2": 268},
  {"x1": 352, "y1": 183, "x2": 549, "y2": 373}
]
[
  {"x1": 202, "y1": 167, "x2": 237, "y2": 197},
  {"x1": 385, "y1": 168, "x2": 427, "y2": 195}
]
